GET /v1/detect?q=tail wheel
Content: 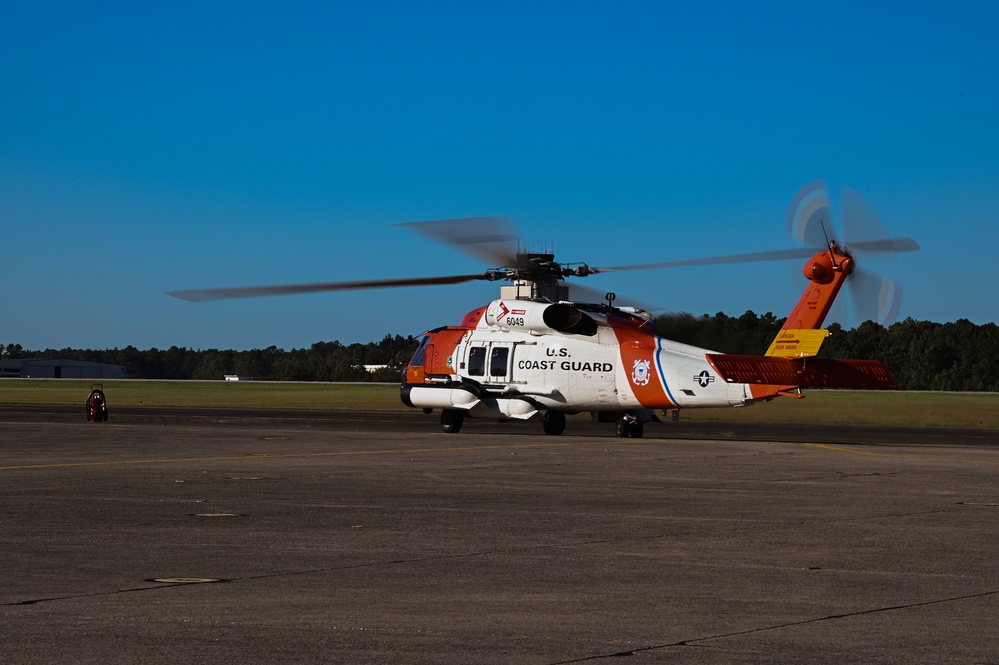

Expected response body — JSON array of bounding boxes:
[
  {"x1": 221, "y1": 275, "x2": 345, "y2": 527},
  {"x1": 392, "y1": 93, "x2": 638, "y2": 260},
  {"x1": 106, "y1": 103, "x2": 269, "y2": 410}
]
[
  {"x1": 542, "y1": 411, "x2": 566, "y2": 436},
  {"x1": 616, "y1": 417, "x2": 644, "y2": 438},
  {"x1": 440, "y1": 409, "x2": 464, "y2": 434}
]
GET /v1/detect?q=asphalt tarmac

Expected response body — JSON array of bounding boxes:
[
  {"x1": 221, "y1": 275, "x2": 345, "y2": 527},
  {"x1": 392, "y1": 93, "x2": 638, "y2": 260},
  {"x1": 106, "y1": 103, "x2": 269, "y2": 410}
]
[{"x1": 2, "y1": 406, "x2": 998, "y2": 663}]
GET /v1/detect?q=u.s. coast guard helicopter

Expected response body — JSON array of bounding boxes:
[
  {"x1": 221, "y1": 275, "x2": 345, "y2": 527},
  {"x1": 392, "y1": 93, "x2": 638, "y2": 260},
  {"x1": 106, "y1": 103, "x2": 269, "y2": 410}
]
[{"x1": 169, "y1": 181, "x2": 919, "y2": 437}]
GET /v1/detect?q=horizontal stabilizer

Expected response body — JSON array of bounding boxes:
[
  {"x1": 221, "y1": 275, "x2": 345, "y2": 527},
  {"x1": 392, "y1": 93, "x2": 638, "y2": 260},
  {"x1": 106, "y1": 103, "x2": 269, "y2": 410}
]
[{"x1": 706, "y1": 354, "x2": 899, "y2": 390}]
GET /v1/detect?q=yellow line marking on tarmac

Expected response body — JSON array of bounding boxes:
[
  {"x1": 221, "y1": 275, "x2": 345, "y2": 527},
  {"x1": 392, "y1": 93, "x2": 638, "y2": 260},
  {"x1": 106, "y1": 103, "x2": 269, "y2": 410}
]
[
  {"x1": 807, "y1": 443, "x2": 999, "y2": 466},
  {"x1": 0, "y1": 439, "x2": 659, "y2": 472}
]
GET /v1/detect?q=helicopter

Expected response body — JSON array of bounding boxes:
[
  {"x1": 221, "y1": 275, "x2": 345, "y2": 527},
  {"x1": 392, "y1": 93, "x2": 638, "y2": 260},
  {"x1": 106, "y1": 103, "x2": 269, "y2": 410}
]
[{"x1": 168, "y1": 181, "x2": 919, "y2": 437}]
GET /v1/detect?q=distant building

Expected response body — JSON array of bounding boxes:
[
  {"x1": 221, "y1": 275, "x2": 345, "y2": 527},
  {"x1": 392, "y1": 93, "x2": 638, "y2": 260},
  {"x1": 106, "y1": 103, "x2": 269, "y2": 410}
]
[
  {"x1": 224, "y1": 375, "x2": 255, "y2": 381},
  {"x1": 0, "y1": 359, "x2": 127, "y2": 379}
]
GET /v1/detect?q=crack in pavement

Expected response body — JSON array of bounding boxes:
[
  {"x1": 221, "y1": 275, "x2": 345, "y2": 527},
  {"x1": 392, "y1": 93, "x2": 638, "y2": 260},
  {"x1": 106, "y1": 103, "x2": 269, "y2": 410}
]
[
  {"x1": 1, "y1": 535, "x2": 648, "y2": 607},
  {"x1": 546, "y1": 588, "x2": 999, "y2": 663},
  {"x1": 4, "y1": 510, "x2": 981, "y2": 607}
]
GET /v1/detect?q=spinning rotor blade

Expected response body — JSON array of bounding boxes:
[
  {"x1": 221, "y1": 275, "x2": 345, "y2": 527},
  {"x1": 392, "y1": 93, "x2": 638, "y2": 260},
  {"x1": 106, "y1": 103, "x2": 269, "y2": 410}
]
[
  {"x1": 566, "y1": 282, "x2": 661, "y2": 313},
  {"x1": 848, "y1": 269, "x2": 903, "y2": 327},
  {"x1": 395, "y1": 216, "x2": 520, "y2": 267},
  {"x1": 169, "y1": 216, "x2": 519, "y2": 304},
  {"x1": 836, "y1": 185, "x2": 915, "y2": 326},
  {"x1": 785, "y1": 180, "x2": 918, "y2": 327},
  {"x1": 786, "y1": 179, "x2": 835, "y2": 248},
  {"x1": 845, "y1": 237, "x2": 921, "y2": 253},
  {"x1": 839, "y1": 186, "x2": 922, "y2": 256},
  {"x1": 167, "y1": 273, "x2": 490, "y2": 303},
  {"x1": 594, "y1": 247, "x2": 818, "y2": 273},
  {"x1": 841, "y1": 185, "x2": 888, "y2": 252},
  {"x1": 167, "y1": 185, "x2": 918, "y2": 323},
  {"x1": 786, "y1": 181, "x2": 921, "y2": 256}
]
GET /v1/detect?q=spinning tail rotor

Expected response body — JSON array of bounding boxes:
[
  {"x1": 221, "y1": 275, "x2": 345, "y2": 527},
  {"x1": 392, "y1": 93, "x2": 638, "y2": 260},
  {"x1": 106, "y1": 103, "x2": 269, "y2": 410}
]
[{"x1": 787, "y1": 180, "x2": 918, "y2": 326}]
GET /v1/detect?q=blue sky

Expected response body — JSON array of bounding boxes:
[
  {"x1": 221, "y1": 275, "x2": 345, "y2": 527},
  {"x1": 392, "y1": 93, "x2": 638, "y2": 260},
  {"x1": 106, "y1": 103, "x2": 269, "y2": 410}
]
[{"x1": 3, "y1": 1, "x2": 997, "y2": 350}]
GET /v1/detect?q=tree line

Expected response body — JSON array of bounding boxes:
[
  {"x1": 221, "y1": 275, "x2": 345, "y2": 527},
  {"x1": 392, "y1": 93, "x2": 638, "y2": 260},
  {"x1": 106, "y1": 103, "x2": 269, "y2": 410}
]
[
  {"x1": 4, "y1": 314, "x2": 999, "y2": 391},
  {"x1": 1, "y1": 335, "x2": 420, "y2": 383}
]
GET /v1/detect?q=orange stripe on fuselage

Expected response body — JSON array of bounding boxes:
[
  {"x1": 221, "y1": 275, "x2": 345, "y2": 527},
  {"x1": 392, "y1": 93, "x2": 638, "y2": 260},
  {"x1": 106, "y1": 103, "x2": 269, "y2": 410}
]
[{"x1": 608, "y1": 312, "x2": 675, "y2": 409}]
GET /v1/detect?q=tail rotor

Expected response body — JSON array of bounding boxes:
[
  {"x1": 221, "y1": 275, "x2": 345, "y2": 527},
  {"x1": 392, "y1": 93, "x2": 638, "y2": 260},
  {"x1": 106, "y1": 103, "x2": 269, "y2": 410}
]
[{"x1": 787, "y1": 180, "x2": 918, "y2": 327}]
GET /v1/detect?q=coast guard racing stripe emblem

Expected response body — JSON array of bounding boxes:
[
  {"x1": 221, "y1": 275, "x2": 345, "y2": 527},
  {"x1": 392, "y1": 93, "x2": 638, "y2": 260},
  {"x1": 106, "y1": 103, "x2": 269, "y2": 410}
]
[{"x1": 631, "y1": 359, "x2": 651, "y2": 386}]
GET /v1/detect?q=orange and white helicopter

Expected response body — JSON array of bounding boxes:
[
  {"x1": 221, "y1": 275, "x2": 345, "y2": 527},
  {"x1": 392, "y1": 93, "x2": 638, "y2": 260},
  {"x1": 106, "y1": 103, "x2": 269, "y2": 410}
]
[{"x1": 169, "y1": 181, "x2": 919, "y2": 437}]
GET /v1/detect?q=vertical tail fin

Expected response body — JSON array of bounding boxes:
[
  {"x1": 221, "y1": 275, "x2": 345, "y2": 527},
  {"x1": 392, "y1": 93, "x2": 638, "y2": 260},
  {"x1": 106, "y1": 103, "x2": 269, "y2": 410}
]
[
  {"x1": 761, "y1": 245, "x2": 851, "y2": 359},
  {"x1": 780, "y1": 246, "x2": 854, "y2": 331}
]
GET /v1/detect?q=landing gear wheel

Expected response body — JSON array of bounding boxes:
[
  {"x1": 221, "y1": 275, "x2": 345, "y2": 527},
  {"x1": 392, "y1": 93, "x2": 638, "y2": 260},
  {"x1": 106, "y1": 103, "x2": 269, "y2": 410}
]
[
  {"x1": 440, "y1": 409, "x2": 464, "y2": 434},
  {"x1": 542, "y1": 411, "x2": 566, "y2": 436},
  {"x1": 616, "y1": 416, "x2": 643, "y2": 438}
]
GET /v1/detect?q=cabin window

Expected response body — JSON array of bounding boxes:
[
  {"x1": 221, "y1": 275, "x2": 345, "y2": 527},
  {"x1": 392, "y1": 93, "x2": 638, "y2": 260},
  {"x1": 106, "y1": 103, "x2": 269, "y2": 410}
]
[
  {"x1": 490, "y1": 347, "x2": 509, "y2": 377},
  {"x1": 467, "y1": 346, "x2": 486, "y2": 376}
]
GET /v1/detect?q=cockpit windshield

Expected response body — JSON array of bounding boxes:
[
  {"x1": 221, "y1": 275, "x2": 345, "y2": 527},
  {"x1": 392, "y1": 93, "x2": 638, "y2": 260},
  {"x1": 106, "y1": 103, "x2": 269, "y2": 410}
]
[{"x1": 409, "y1": 335, "x2": 432, "y2": 367}]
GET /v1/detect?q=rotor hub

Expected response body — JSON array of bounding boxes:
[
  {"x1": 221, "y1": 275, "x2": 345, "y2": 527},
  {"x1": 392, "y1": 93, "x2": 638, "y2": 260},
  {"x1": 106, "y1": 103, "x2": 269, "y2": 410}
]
[{"x1": 803, "y1": 247, "x2": 855, "y2": 285}]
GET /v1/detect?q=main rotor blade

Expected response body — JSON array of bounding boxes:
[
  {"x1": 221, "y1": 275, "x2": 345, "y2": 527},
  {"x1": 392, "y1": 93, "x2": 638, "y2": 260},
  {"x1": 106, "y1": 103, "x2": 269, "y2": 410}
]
[
  {"x1": 845, "y1": 236, "x2": 921, "y2": 254},
  {"x1": 167, "y1": 273, "x2": 489, "y2": 303},
  {"x1": 565, "y1": 282, "x2": 661, "y2": 313},
  {"x1": 593, "y1": 237, "x2": 919, "y2": 274},
  {"x1": 395, "y1": 216, "x2": 519, "y2": 267},
  {"x1": 594, "y1": 247, "x2": 819, "y2": 273},
  {"x1": 840, "y1": 186, "x2": 922, "y2": 257}
]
